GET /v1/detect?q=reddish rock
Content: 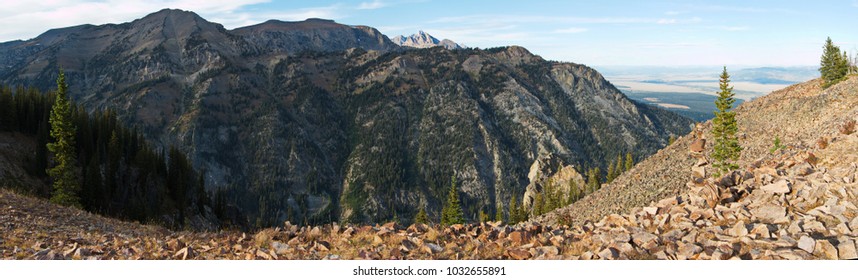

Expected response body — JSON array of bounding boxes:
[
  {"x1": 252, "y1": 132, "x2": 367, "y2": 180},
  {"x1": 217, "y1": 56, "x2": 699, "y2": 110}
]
[
  {"x1": 507, "y1": 249, "x2": 532, "y2": 260},
  {"x1": 690, "y1": 139, "x2": 706, "y2": 153}
]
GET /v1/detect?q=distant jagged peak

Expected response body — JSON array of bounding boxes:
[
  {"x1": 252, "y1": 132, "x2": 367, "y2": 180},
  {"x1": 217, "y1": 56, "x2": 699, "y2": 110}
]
[{"x1": 392, "y1": 30, "x2": 464, "y2": 50}]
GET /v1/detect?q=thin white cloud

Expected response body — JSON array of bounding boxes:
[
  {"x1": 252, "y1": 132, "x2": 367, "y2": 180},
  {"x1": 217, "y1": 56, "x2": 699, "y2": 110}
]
[
  {"x1": 657, "y1": 19, "x2": 677, "y2": 24},
  {"x1": 554, "y1": 27, "x2": 588, "y2": 34},
  {"x1": 357, "y1": 0, "x2": 387, "y2": 10}
]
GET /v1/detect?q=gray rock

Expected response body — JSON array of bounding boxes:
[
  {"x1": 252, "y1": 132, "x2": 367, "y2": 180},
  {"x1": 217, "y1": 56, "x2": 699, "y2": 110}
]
[
  {"x1": 632, "y1": 232, "x2": 658, "y2": 246},
  {"x1": 797, "y1": 236, "x2": 815, "y2": 254},
  {"x1": 761, "y1": 179, "x2": 791, "y2": 194},
  {"x1": 751, "y1": 204, "x2": 789, "y2": 224}
]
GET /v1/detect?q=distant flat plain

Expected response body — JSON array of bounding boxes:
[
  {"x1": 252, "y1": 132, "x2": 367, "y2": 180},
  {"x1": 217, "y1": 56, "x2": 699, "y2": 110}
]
[{"x1": 597, "y1": 66, "x2": 817, "y2": 121}]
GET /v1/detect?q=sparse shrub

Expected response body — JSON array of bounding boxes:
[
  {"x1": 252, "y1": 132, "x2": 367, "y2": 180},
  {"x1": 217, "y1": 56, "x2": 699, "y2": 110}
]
[
  {"x1": 840, "y1": 119, "x2": 856, "y2": 135},
  {"x1": 769, "y1": 136, "x2": 785, "y2": 153}
]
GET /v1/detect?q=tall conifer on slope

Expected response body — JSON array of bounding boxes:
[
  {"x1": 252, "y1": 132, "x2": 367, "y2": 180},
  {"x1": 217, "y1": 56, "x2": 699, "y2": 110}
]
[
  {"x1": 711, "y1": 67, "x2": 742, "y2": 176},
  {"x1": 47, "y1": 69, "x2": 82, "y2": 208},
  {"x1": 820, "y1": 37, "x2": 849, "y2": 88},
  {"x1": 441, "y1": 176, "x2": 464, "y2": 225}
]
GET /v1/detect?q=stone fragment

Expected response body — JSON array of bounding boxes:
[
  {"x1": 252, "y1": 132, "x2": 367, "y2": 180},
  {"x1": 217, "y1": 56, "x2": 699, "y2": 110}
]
[
  {"x1": 533, "y1": 246, "x2": 559, "y2": 257},
  {"x1": 729, "y1": 220, "x2": 749, "y2": 237},
  {"x1": 400, "y1": 239, "x2": 417, "y2": 252},
  {"x1": 692, "y1": 165, "x2": 706, "y2": 179},
  {"x1": 761, "y1": 180, "x2": 791, "y2": 194},
  {"x1": 173, "y1": 247, "x2": 194, "y2": 260},
  {"x1": 271, "y1": 241, "x2": 289, "y2": 255},
  {"x1": 632, "y1": 232, "x2": 658, "y2": 247},
  {"x1": 802, "y1": 220, "x2": 827, "y2": 234},
  {"x1": 797, "y1": 236, "x2": 815, "y2": 254},
  {"x1": 690, "y1": 139, "x2": 706, "y2": 153},
  {"x1": 791, "y1": 162, "x2": 814, "y2": 176},
  {"x1": 598, "y1": 247, "x2": 619, "y2": 260},
  {"x1": 642, "y1": 206, "x2": 658, "y2": 216},
  {"x1": 749, "y1": 224, "x2": 772, "y2": 239},
  {"x1": 509, "y1": 231, "x2": 530, "y2": 245},
  {"x1": 751, "y1": 204, "x2": 788, "y2": 224},
  {"x1": 423, "y1": 243, "x2": 443, "y2": 254},
  {"x1": 814, "y1": 240, "x2": 838, "y2": 259},
  {"x1": 837, "y1": 240, "x2": 857, "y2": 260},
  {"x1": 507, "y1": 249, "x2": 532, "y2": 260}
]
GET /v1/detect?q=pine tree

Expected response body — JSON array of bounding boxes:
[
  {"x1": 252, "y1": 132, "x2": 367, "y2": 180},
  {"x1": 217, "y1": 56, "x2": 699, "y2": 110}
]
[
  {"x1": 669, "y1": 135, "x2": 677, "y2": 145},
  {"x1": 606, "y1": 160, "x2": 616, "y2": 183},
  {"x1": 509, "y1": 193, "x2": 520, "y2": 223},
  {"x1": 567, "y1": 180, "x2": 579, "y2": 204},
  {"x1": 414, "y1": 206, "x2": 429, "y2": 224},
  {"x1": 495, "y1": 203, "x2": 503, "y2": 222},
  {"x1": 711, "y1": 67, "x2": 742, "y2": 176},
  {"x1": 47, "y1": 69, "x2": 82, "y2": 208},
  {"x1": 820, "y1": 37, "x2": 849, "y2": 88},
  {"x1": 441, "y1": 176, "x2": 464, "y2": 225},
  {"x1": 586, "y1": 167, "x2": 601, "y2": 194},
  {"x1": 624, "y1": 152, "x2": 634, "y2": 172},
  {"x1": 533, "y1": 192, "x2": 544, "y2": 216}
]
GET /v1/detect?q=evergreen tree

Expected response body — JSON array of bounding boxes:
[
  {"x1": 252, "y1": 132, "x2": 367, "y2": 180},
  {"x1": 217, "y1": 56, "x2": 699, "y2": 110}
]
[
  {"x1": 441, "y1": 176, "x2": 464, "y2": 225},
  {"x1": 624, "y1": 152, "x2": 634, "y2": 172},
  {"x1": 567, "y1": 180, "x2": 579, "y2": 205},
  {"x1": 509, "y1": 193, "x2": 520, "y2": 223},
  {"x1": 669, "y1": 135, "x2": 676, "y2": 145},
  {"x1": 414, "y1": 206, "x2": 429, "y2": 224},
  {"x1": 820, "y1": 37, "x2": 850, "y2": 88},
  {"x1": 606, "y1": 161, "x2": 616, "y2": 183},
  {"x1": 47, "y1": 69, "x2": 82, "y2": 208},
  {"x1": 495, "y1": 203, "x2": 503, "y2": 222},
  {"x1": 533, "y1": 192, "x2": 545, "y2": 216},
  {"x1": 711, "y1": 67, "x2": 742, "y2": 176},
  {"x1": 586, "y1": 167, "x2": 601, "y2": 194}
]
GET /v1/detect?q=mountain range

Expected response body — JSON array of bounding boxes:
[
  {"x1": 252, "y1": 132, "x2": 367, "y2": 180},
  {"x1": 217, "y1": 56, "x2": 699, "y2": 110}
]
[{"x1": 0, "y1": 9, "x2": 693, "y2": 226}]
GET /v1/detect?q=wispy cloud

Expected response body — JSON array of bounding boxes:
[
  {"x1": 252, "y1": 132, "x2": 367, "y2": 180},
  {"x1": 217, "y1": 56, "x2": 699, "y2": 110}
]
[
  {"x1": 554, "y1": 27, "x2": 588, "y2": 34},
  {"x1": 357, "y1": 0, "x2": 387, "y2": 10},
  {"x1": 657, "y1": 19, "x2": 677, "y2": 24}
]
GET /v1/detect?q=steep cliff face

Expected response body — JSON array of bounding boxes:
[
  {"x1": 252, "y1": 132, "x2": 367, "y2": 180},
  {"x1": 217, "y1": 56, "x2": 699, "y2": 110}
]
[{"x1": 0, "y1": 9, "x2": 693, "y2": 225}]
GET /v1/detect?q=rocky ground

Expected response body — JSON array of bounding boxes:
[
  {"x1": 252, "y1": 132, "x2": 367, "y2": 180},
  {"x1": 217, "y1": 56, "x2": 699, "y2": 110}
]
[{"x1": 2, "y1": 77, "x2": 857, "y2": 259}]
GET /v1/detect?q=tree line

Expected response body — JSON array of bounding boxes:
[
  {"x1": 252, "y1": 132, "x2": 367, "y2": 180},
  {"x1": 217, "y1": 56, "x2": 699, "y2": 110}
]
[{"x1": 0, "y1": 73, "x2": 215, "y2": 230}]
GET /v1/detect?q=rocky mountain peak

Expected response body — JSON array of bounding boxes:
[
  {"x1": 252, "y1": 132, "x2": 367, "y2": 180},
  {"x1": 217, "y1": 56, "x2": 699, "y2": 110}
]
[{"x1": 392, "y1": 30, "x2": 463, "y2": 50}]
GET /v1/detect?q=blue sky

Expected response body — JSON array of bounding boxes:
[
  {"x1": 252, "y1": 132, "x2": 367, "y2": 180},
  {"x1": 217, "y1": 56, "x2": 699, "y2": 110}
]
[{"x1": 2, "y1": 0, "x2": 857, "y2": 66}]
